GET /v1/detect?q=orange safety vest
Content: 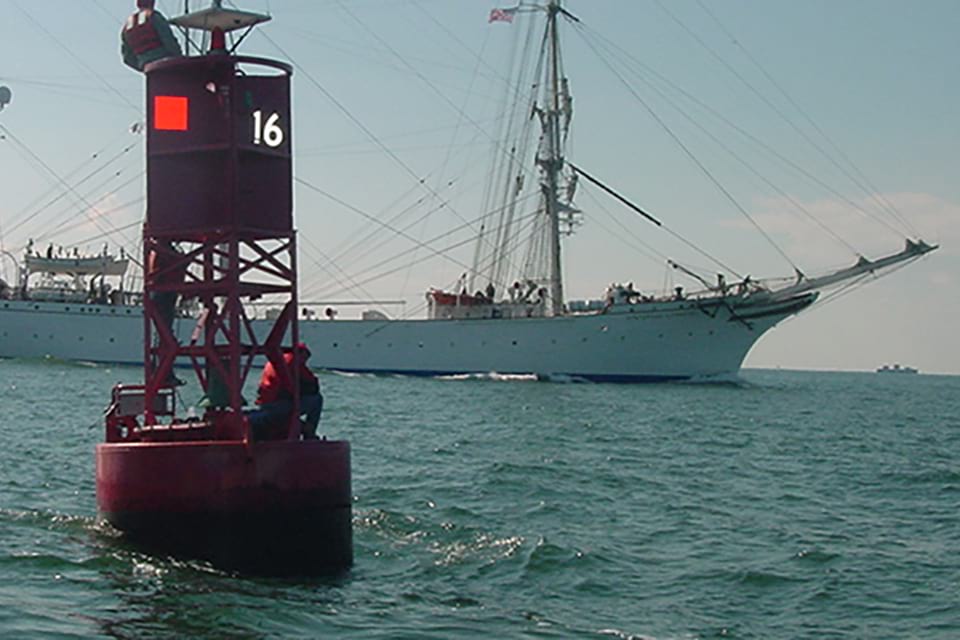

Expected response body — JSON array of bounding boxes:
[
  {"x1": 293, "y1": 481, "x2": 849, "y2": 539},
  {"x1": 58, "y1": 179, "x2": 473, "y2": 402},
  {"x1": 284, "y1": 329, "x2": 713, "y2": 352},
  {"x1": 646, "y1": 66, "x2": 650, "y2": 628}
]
[{"x1": 123, "y1": 10, "x2": 163, "y2": 56}]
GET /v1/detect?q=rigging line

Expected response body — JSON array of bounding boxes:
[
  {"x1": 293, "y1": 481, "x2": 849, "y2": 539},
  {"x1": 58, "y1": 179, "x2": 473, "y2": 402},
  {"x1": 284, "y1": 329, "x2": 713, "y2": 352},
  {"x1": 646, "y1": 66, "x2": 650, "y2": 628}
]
[
  {"x1": 7, "y1": 128, "x2": 140, "y2": 229},
  {"x1": 578, "y1": 186, "x2": 669, "y2": 267},
  {"x1": 480, "y1": 18, "x2": 545, "y2": 287},
  {"x1": 37, "y1": 194, "x2": 145, "y2": 247},
  {"x1": 11, "y1": 1, "x2": 140, "y2": 115},
  {"x1": 333, "y1": 2, "x2": 523, "y2": 260},
  {"x1": 320, "y1": 166, "x2": 482, "y2": 272},
  {"x1": 12, "y1": 166, "x2": 142, "y2": 246},
  {"x1": 321, "y1": 183, "x2": 434, "y2": 269},
  {"x1": 306, "y1": 200, "x2": 542, "y2": 300},
  {"x1": 571, "y1": 160, "x2": 741, "y2": 277},
  {"x1": 657, "y1": 0, "x2": 912, "y2": 237},
  {"x1": 693, "y1": 0, "x2": 917, "y2": 237},
  {"x1": 300, "y1": 175, "x2": 539, "y2": 297},
  {"x1": 408, "y1": 0, "x2": 526, "y2": 97},
  {"x1": 5, "y1": 144, "x2": 142, "y2": 238},
  {"x1": 575, "y1": 23, "x2": 909, "y2": 244},
  {"x1": 0, "y1": 125, "x2": 142, "y2": 265},
  {"x1": 588, "y1": 54, "x2": 862, "y2": 258},
  {"x1": 253, "y1": 29, "x2": 492, "y2": 260},
  {"x1": 305, "y1": 194, "x2": 542, "y2": 301},
  {"x1": 574, "y1": 30, "x2": 793, "y2": 277},
  {"x1": 314, "y1": 136, "x2": 490, "y2": 271},
  {"x1": 313, "y1": 207, "x2": 544, "y2": 308},
  {"x1": 296, "y1": 114, "x2": 507, "y2": 154},
  {"x1": 297, "y1": 234, "x2": 388, "y2": 314},
  {"x1": 402, "y1": 25, "x2": 493, "y2": 297},
  {"x1": 387, "y1": 211, "x2": 548, "y2": 324},
  {"x1": 71, "y1": 219, "x2": 143, "y2": 249},
  {"x1": 36, "y1": 169, "x2": 143, "y2": 243},
  {"x1": 323, "y1": 188, "x2": 448, "y2": 279},
  {"x1": 297, "y1": 139, "x2": 493, "y2": 158},
  {"x1": 295, "y1": 178, "x2": 477, "y2": 275},
  {"x1": 0, "y1": 77, "x2": 118, "y2": 93}
]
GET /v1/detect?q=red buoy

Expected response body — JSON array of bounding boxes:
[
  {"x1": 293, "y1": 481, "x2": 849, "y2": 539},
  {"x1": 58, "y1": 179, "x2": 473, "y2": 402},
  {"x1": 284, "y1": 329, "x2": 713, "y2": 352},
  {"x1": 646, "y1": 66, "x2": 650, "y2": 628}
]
[{"x1": 97, "y1": 4, "x2": 351, "y2": 573}]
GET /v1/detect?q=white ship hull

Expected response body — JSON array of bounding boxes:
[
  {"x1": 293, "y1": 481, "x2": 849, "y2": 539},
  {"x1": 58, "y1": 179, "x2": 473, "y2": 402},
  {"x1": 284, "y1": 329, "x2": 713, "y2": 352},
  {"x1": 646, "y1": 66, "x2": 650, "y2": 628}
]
[{"x1": 0, "y1": 294, "x2": 815, "y2": 382}]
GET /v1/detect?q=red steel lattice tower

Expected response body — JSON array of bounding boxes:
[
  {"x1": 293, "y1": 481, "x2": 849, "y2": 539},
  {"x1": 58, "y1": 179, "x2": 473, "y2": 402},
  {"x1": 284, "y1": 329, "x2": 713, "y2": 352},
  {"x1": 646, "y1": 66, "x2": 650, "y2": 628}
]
[{"x1": 142, "y1": 54, "x2": 300, "y2": 439}]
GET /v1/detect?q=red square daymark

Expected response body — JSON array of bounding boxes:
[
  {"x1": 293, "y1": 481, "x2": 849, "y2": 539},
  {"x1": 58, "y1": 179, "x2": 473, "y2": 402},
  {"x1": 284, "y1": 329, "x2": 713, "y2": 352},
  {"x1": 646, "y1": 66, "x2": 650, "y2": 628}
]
[{"x1": 154, "y1": 95, "x2": 189, "y2": 131}]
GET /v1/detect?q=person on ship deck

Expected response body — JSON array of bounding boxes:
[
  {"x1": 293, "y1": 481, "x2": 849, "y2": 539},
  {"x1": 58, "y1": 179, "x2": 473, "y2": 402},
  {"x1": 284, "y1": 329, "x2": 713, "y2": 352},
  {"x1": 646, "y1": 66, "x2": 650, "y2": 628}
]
[
  {"x1": 121, "y1": 0, "x2": 182, "y2": 72},
  {"x1": 250, "y1": 343, "x2": 323, "y2": 441}
]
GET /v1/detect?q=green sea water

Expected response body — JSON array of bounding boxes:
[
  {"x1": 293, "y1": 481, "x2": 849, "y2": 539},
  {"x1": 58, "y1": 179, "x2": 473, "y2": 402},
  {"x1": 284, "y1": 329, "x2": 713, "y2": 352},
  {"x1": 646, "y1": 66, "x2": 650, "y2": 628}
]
[{"x1": 1, "y1": 359, "x2": 958, "y2": 638}]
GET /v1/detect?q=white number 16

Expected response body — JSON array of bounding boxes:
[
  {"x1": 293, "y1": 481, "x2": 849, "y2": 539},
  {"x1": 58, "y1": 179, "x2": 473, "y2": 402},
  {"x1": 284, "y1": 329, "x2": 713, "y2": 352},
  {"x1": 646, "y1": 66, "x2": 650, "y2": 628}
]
[{"x1": 252, "y1": 110, "x2": 284, "y2": 147}]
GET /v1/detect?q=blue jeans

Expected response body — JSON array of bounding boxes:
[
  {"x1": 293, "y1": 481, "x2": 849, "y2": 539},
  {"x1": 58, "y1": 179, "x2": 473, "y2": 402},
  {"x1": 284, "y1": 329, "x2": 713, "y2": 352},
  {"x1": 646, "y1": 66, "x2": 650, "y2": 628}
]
[{"x1": 249, "y1": 393, "x2": 323, "y2": 439}]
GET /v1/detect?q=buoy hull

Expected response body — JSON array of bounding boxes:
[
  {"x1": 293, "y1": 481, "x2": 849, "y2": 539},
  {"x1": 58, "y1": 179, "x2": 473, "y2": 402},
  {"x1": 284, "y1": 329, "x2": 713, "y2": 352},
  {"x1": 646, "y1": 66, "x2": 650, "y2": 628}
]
[{"x1": 96, "y1": 439, "x2": 352, "y2": 574}]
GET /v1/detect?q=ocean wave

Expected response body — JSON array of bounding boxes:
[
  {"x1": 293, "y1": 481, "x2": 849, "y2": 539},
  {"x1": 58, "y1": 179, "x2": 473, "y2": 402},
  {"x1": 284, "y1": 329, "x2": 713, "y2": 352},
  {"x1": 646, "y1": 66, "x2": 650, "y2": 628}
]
[
  {"x1": 436, "y1": 372, "x2": 540, "y2": 383},
  {"x1": 0, "y1": 507, "x2": 98, "y2": 533},
  {"x1": 678, "y1": 372, "x2": 749, "y2": 386},
  {"x1": 734, "y1": 568, "x2": 804, "y2": 587}
]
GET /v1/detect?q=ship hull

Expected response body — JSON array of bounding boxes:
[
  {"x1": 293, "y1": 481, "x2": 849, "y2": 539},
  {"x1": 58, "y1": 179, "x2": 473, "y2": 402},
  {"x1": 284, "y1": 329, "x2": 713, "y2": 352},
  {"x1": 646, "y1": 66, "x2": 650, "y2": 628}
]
[{"x1": 0, "y1": 295, "x2": 815, "y2": 380}]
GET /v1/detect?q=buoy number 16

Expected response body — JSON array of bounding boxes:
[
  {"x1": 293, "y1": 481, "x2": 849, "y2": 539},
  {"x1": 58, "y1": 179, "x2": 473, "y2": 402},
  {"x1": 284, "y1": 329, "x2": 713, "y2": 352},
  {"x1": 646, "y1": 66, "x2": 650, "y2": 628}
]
[{"x1": 252, "y1": 110, "x2": 284, "y2": 147}]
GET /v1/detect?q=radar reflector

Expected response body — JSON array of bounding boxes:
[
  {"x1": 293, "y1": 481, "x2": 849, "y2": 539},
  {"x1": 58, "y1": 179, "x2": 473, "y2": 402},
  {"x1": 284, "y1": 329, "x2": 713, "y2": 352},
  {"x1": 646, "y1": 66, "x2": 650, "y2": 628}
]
[{"x1": 170, "y1": 5, "x2": 270, "y2": 32}]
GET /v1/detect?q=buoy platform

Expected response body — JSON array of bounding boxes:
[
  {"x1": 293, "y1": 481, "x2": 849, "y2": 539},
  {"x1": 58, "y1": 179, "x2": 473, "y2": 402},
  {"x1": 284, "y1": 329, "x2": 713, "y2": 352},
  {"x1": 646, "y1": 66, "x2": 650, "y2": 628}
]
[{"x1": 97, "y1": 434, "x2": 351, "y2": 573}]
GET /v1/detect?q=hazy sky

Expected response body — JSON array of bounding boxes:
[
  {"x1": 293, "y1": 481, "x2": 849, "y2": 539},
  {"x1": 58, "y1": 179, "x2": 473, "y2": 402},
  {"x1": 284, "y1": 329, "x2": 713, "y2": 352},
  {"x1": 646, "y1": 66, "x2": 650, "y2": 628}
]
[{"x1": 0, "y1": 0, "x2": 957, "y2": 374}]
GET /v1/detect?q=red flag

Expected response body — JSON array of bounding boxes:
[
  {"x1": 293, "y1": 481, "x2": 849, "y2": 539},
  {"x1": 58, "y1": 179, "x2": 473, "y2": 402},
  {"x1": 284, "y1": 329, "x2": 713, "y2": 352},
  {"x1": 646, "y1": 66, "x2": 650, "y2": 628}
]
[{"x1": 488, "y1": 7, "x2": 517, "y2": 24}]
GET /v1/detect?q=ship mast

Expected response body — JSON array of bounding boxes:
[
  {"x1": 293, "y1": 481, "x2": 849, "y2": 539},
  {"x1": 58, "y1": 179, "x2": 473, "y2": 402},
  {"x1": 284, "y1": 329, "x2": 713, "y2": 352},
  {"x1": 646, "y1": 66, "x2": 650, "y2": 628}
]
[{"x1": 541, "y1": 0, "x2": 565, "y2": 315}]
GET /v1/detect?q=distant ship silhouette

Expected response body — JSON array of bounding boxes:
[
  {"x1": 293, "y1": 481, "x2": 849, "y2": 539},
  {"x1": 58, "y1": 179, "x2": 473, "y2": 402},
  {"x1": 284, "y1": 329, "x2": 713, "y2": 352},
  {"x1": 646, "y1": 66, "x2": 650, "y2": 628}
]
[{"x1": 876, "y1": 364, "x2": 918, "y2": 374}]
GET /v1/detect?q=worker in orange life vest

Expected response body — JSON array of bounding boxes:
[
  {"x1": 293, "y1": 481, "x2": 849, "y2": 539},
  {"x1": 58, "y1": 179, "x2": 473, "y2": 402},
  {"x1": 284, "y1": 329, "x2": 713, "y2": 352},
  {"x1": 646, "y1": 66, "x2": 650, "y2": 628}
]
[
  {"x1": 252, "y1": 343, "x2": 323, "y2": 440},
  {"x1": 121, "y1": 0, "x2": 182, "y2": 72}
]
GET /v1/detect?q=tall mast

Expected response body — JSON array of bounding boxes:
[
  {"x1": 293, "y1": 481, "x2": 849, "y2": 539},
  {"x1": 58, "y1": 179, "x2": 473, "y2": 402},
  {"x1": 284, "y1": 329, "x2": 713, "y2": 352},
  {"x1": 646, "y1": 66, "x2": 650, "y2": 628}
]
[{"x1": 542, "y1": 0, "x2": 565, "y2": 315}]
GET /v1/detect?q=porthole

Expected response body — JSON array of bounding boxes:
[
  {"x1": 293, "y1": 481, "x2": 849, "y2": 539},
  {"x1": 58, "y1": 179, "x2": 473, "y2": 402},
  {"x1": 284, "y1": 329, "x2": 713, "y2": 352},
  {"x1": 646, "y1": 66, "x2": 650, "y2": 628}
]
[
  {"x1": 333, "y1": 342, "x2": 339, "y2": 348},
  {"x1": 109, "y1": 338, "x2": 115, "y2": 343},
  {"x1": 511, "y1": 340, "x2": 518, "y2": 346}
]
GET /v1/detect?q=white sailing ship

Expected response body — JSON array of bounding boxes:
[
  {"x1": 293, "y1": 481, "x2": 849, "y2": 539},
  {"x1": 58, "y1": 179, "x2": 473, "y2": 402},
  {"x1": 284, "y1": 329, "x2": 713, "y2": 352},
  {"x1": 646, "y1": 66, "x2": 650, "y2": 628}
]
[{"x1": 0, "y1": 1, "x2": 937, "y2": 381}]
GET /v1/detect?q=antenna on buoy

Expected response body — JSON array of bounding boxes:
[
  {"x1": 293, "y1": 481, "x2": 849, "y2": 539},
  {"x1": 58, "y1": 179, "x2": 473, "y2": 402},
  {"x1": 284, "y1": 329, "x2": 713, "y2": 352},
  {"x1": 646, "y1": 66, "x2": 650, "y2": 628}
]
[{"x1": 170, "y1": 0, "x2": 270, "y2": 54}]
